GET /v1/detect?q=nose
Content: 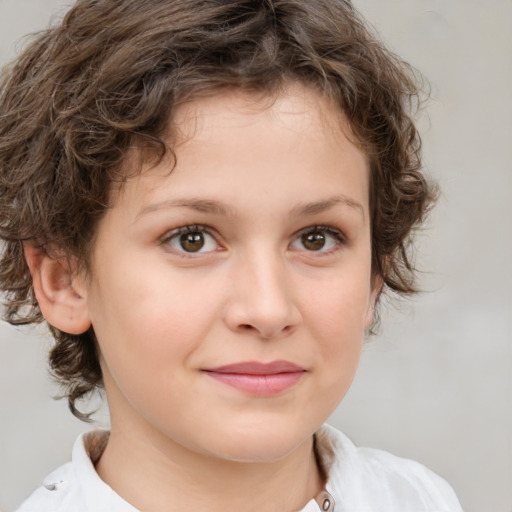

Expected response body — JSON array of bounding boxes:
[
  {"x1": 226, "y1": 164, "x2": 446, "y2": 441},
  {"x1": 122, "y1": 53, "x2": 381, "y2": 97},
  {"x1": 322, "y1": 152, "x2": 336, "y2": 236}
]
[{"x1": 223, "y1": 251, "x2": 302, "y2": 340}]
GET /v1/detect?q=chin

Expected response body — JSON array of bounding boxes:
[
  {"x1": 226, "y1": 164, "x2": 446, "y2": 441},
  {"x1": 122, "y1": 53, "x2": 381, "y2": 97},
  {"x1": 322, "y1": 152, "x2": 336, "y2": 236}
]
[
  {"x1": 204, "y1": 424, "x2": 314, "y2": 464},
  {"x1": 217, "y1": 443, "x2": 301, "y2": 464}
]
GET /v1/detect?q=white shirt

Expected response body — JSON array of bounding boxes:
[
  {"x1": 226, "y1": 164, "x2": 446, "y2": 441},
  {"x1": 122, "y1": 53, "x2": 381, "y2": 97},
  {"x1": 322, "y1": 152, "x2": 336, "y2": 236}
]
[{"x1": 16, "y1": 425, "x2": 462, "y2": 511}]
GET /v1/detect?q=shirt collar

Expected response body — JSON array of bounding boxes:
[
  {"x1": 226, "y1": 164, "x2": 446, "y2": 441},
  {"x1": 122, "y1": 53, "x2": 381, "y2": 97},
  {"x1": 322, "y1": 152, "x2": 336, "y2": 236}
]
[{"x1": 78, "y1": 428, "x2": 337, "y2": 511}]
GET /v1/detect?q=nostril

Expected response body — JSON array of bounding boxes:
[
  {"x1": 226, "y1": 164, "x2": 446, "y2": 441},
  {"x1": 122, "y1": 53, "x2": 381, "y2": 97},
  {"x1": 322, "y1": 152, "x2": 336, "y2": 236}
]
[{"x1": 238, "y1": 322, "x2": 294, "y2": 338}]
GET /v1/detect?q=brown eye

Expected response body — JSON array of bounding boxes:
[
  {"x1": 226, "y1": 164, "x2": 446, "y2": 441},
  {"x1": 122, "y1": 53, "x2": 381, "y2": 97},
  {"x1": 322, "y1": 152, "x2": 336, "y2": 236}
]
[
  {"x1": 301, "y1": 231, "x2": 326, "y2": 251},
  {"x1": 179, "y1": 232, "x2": 205, "y2": 252},
  {"x1": 290, "y1": 227, "x2": 342, "y2": 253},
  {"x1": 166, "y1": 227, "x2": 218, "y2": 254}
]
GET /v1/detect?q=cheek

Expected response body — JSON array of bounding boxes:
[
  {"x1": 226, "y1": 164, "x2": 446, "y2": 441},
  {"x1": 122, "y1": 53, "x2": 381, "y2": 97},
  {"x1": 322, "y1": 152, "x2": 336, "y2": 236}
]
[
  {"x1": 303, "y1": 270, "x2": 372, "y2": 336},
  {"x1": 301, "y1": 273, "x2": 370, "y2": 383},
  {"x1": 87, "y1": 265, "x2": 225, "y2": 382}
]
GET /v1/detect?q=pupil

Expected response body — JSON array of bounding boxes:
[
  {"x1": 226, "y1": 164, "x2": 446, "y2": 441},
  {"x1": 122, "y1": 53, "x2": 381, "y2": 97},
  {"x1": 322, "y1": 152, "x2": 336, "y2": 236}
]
[
  {"x1": 302, "y1": 232, "x2": 325, "y2": 251},
  {"x1": 180, "y1": 232, "x2": 204, "y2": 252}
]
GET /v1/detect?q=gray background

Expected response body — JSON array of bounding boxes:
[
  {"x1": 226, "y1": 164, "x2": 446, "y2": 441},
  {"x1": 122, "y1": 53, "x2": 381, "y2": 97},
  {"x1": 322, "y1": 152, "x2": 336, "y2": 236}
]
[{"x1": 1, "y1": 1, "x2": 511, "y2": 511}]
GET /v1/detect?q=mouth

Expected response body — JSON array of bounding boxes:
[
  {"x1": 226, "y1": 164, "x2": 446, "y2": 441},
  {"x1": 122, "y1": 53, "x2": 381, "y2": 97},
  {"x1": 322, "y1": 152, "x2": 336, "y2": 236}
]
[{"x1": 202, "y1": 361, "x2": 306, "y2": 396}]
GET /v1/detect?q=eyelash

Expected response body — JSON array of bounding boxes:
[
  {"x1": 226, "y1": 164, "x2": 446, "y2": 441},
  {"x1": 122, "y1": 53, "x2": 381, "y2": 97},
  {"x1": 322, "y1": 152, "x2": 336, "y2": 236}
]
[
  {"x1": 160, "y1": 224, "x2": 346, "y2": 256},
  {"x1": 161, "y1": 224, "x2": 219, "y2": 251},
  {"x1": 293, "y1": 225, "x2": 346, "y2": 254},
  {"x1": 166, "y1": 224, "x2": 207, "y2": 238}
]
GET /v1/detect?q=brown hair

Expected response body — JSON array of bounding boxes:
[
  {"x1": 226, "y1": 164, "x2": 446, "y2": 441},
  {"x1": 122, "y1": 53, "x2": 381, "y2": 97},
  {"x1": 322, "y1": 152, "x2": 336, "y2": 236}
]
[{"x1": 0, "y1": 0, "x2": 435, "y2": 419}]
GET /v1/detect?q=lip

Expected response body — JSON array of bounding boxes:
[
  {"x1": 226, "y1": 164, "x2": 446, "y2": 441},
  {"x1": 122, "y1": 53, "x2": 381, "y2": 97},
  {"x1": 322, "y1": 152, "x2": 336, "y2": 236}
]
[{"x1": 202, "y1": 360, "x2": 306, "y2": 396}]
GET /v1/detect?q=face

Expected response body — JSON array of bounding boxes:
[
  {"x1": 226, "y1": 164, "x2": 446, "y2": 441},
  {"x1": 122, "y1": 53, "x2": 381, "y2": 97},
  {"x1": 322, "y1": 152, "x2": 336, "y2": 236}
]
[{"x1": 81, "y1": 84, "x2": 377, "y2": 463}]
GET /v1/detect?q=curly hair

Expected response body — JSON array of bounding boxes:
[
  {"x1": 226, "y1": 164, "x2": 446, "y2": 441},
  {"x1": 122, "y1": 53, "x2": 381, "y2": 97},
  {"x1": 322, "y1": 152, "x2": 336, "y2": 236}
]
[{"x1": 0, "y1": 0, "x2": 435, "y2": 419}]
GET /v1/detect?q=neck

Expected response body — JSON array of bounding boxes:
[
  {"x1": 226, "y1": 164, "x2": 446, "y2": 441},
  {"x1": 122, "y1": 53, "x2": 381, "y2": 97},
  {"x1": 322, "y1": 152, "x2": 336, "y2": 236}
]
[{"x1": 95, "y1": 420, "x2": 324, "y2": 512}]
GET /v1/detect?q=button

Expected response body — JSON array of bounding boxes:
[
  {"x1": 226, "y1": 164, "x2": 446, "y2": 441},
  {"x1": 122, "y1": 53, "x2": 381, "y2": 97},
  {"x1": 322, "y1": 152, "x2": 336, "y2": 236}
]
[
  {"x1": 43, "y1": 480, "x2": 65, "y2": 491},
  {"x1": 314, "y1": 490, "x2": 335, "y2": 511}
]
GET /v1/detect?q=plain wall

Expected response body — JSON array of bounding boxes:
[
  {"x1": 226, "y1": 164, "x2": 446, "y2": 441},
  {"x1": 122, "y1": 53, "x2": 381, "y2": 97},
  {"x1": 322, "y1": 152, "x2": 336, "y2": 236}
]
[{"x1": 1, "y1": 1, "x2": 511, "y2": 511}]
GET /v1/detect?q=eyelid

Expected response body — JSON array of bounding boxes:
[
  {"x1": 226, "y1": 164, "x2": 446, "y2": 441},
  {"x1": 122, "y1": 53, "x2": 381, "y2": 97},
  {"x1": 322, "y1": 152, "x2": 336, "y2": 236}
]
[
  {"x1": 290, "y1": 225, "x2": 347, "y2": 252},
  {"x1": 161, "y1": 224, "x2": 202, "y2": 242},
  {"x1": 160, "y1": 224, "x2": 223, "y2": 255},
  {"x1": 298, "y1": 224, "x2": 346, "y2": 240}
]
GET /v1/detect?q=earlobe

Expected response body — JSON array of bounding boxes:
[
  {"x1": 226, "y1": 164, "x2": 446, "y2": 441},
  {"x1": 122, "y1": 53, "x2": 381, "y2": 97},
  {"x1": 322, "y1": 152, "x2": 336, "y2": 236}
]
[{"x1": 24, "y1": 244, "x2": 91, "y2": 335}]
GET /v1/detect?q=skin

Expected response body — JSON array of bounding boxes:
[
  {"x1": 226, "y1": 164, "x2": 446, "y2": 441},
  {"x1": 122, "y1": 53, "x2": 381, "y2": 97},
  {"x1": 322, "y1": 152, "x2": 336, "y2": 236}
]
[{"x1": 27, "y1": 83, "x2": 378, "y2": 511}]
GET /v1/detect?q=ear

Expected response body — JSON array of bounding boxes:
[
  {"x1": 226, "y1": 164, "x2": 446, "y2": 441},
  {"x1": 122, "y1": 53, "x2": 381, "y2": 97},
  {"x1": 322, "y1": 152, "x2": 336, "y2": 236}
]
[
  {"x1": 364, "y1": 275, "x2": 383, "y2": 330},
  {"x1": 24, "y1": 244, "x2": 91, "y2": 335}
]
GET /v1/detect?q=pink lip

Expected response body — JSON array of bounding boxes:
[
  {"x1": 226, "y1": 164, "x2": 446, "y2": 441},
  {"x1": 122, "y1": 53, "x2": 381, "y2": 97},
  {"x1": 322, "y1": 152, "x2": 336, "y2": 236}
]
[{"x1": 203, "y1": 361, "x2": 306, "y2": 396}]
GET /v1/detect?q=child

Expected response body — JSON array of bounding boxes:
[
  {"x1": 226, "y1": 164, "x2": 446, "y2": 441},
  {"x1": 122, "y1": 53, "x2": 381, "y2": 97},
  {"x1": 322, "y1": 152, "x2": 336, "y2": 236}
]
[{"x1": 0, "y1": 0, "x2": 462, "y2": 510}]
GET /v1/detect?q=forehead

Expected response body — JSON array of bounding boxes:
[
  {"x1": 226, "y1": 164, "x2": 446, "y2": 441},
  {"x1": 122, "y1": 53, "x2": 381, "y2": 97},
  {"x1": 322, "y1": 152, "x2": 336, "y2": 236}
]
[
  {"x1": 112, "y1": 84, "x2": 369, "y2": 218},
  {"x1": 170, "y1": 84, "x2": 348, "y2": 142}
]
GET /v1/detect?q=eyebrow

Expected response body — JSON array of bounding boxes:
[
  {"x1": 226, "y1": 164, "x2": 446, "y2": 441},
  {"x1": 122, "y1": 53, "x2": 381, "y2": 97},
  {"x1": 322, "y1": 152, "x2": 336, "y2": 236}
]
[
  {"x1": 137, "y1": 198, "x2": 238, "y2": 219},
  {"x1": 137, "y1": 194, "x2": 364, "y2": 220},
  {"x1": 291, "y1": 195, "x2": 365, "y2": 218}
]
